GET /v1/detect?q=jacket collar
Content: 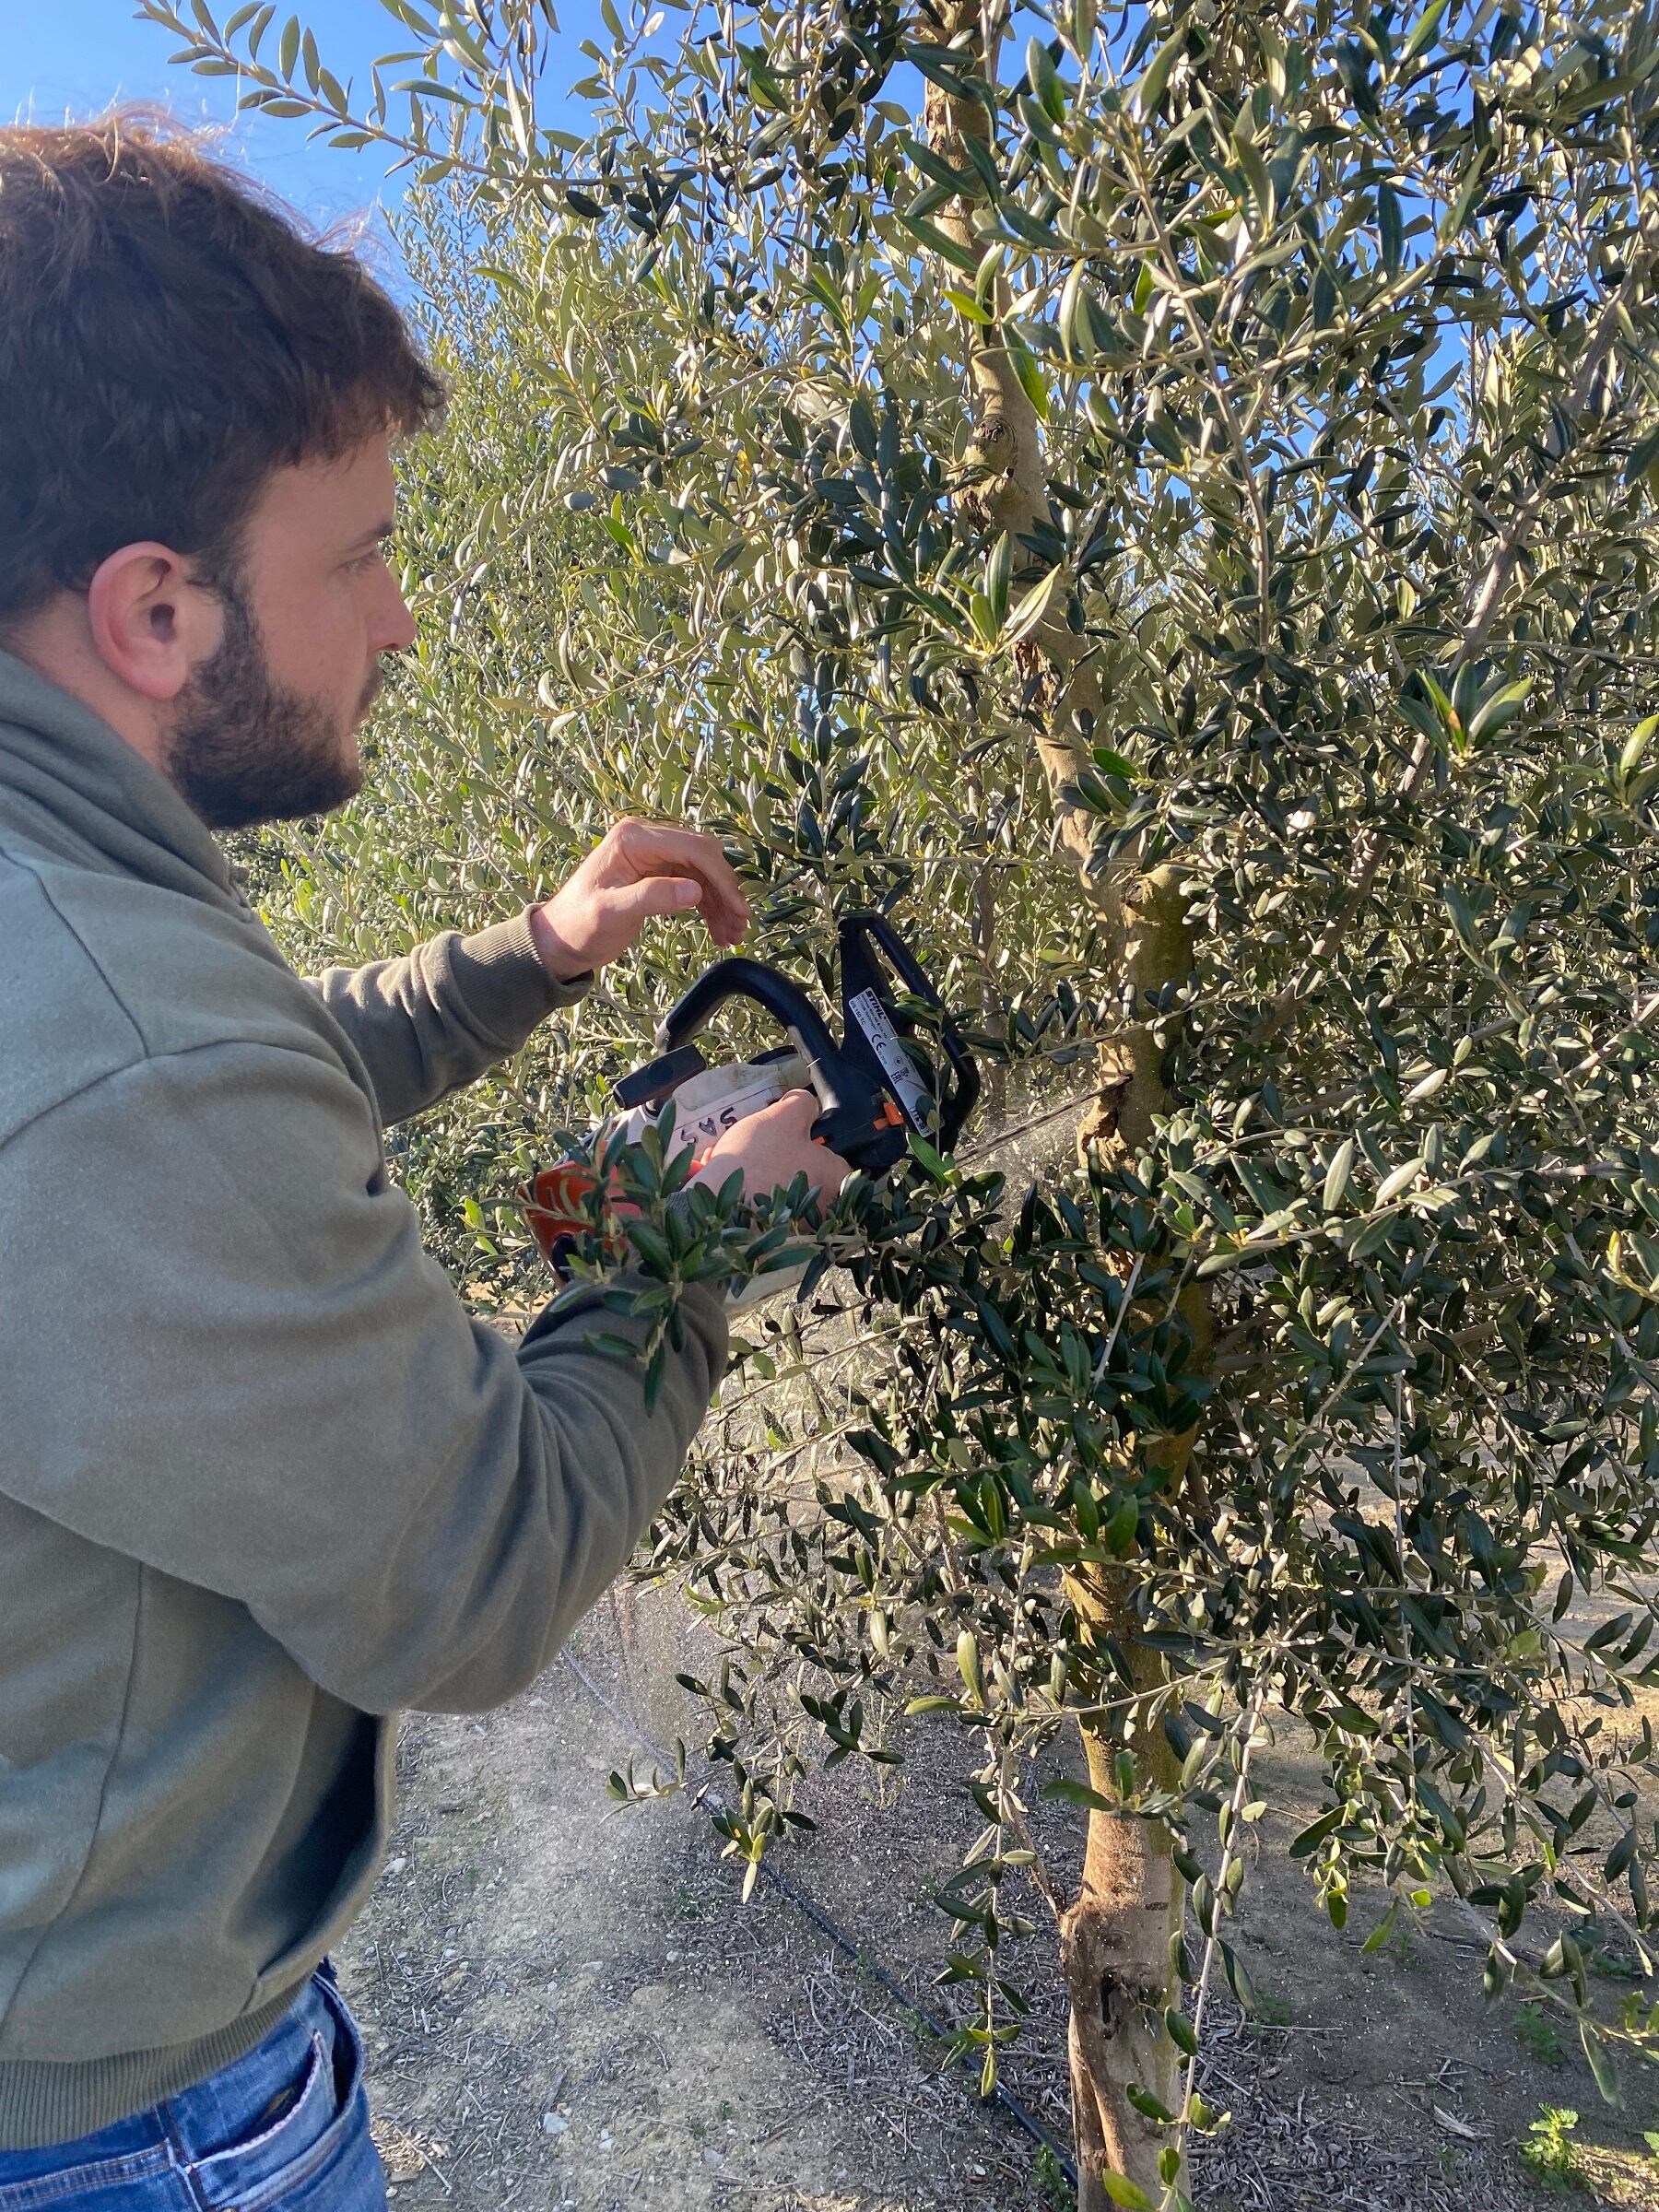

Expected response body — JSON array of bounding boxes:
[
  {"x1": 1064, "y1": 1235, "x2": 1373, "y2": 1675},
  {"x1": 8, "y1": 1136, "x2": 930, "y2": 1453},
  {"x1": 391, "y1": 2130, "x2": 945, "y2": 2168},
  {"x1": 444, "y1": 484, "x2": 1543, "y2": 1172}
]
[{"x1": 0, "y1": 648, "x2": 240, "y2": 908}]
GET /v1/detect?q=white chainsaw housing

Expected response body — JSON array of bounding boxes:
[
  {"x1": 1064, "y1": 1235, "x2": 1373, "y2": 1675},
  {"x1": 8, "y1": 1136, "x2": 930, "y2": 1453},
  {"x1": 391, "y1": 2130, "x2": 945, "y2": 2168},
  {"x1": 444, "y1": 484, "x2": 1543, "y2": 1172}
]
[
  {"x1": 606, "y1": 1050, "x2": 820, "y2": 1310},
  {"x1": 610, "y1": 1049, "x2": 813, "y2": 1157}
]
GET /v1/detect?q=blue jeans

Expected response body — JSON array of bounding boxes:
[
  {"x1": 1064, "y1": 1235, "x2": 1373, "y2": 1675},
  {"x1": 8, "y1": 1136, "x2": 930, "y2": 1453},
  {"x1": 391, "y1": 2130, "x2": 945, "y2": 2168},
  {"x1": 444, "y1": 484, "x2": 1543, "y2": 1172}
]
[{"x1": 0, "y1": 1969, "x2": 386, "y2": 2211}]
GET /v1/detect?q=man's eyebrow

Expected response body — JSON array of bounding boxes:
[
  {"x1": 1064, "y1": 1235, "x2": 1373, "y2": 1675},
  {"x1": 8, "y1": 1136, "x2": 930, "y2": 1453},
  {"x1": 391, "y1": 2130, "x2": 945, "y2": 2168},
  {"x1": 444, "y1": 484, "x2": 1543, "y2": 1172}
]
[{"x1": 349, "y1": 520, "x2": 397, "y2": 551}]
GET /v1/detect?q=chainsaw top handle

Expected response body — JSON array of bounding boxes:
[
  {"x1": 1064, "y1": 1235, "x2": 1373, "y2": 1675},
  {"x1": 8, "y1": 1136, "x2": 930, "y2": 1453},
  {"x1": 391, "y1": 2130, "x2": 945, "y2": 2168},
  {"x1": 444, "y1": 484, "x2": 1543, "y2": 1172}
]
[
  {"x1": 652, "y1": 955, "x2": 885, "y2": 1164},
  {"x1": 651, "y1": 922, "x2": 982, "y2": 1173},
  {"x1": 653, "y1": 956, "x2": 840, "y2": 1067}
]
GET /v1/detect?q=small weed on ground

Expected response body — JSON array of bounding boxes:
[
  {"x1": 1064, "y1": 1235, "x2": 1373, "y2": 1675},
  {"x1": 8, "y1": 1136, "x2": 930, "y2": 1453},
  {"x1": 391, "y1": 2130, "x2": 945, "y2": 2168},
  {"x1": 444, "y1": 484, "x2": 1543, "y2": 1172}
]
[
  {"x1": 1519, "y1": 2107, "x2": 1583, "y2": 2193},
  {"x1": 1519, "y1": 2111, "x2": 1659, "y2": 2206}
]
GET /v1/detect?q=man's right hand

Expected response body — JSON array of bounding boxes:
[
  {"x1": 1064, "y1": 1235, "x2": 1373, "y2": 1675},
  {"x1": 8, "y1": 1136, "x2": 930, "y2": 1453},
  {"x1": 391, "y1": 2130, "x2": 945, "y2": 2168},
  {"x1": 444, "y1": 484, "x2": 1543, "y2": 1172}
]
[{"x1": 690, "y1": 1089, "x2": 851, "y2": 1203}]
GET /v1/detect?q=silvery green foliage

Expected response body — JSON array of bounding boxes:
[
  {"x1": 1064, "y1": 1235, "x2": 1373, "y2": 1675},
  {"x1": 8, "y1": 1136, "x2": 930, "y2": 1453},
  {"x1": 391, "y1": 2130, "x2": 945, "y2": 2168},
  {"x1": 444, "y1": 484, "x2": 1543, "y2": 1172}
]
[{"x1": 147, "y1": 0, "x2": 1659, "y2": 2175}]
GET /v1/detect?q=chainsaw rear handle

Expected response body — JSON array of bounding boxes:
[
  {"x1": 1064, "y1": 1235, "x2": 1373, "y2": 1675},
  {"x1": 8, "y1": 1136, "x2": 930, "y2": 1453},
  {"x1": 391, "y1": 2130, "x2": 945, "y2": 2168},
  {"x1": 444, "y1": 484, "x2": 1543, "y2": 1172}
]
[{"x1": 838, "y1": 912, "x2": 981, "y2": 1154}]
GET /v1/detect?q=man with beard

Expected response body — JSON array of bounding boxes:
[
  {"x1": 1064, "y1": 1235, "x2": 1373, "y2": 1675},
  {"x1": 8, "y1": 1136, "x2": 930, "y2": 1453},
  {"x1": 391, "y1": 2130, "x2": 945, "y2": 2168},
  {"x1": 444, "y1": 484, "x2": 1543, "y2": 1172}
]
[{"x1": 0, "y1": 116, "x2": 846, "y2": 2209}]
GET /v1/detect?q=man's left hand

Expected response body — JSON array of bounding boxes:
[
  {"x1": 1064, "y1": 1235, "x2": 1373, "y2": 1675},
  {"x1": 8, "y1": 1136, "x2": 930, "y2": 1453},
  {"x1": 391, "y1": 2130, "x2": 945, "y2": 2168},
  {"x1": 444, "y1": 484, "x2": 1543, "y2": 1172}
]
[{"x1": 527, "y1": 817, "x2": 751, "y2": 981}]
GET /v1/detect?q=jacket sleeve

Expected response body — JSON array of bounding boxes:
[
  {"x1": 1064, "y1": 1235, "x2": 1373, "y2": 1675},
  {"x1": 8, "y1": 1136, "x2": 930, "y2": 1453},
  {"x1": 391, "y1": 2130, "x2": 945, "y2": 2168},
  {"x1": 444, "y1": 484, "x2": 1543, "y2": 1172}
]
[
  {"x1": 307, "y1": 911, "x2": 592, "y2": 1127},
  {"x1": 0, "y1": 1038, "x2": 726, "y2": 1715}
]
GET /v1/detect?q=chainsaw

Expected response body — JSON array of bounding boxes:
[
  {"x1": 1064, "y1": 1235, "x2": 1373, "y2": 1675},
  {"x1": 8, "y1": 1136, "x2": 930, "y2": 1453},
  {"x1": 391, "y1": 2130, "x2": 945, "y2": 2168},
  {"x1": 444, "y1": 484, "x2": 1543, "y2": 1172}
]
[{"x1": 521, "y1": 912, "x2": 980, "y2": 1296}]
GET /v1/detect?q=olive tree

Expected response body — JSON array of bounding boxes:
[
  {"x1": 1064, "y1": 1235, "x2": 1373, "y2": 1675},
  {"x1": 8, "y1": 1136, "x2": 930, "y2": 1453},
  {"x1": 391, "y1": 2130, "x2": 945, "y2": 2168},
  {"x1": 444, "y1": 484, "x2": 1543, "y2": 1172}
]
[{"x1": 144, "y1": 0, "x2": 1659, "y2": 2201}]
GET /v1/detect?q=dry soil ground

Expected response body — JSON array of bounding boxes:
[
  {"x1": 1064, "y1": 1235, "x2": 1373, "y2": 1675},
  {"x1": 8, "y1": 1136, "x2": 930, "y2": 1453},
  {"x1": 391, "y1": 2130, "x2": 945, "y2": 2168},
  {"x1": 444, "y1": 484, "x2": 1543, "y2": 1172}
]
[{"x1": 336, "y1": 1583, "x2": 1659, "y2": 2212}]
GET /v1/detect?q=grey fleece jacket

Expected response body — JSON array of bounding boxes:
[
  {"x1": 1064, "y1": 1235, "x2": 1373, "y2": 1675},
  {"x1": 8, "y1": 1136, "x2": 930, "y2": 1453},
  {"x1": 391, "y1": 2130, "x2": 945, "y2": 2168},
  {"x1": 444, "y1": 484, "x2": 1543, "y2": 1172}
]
[{"x1": 0, "y1": 651, "x2": 728, "y2": 2147}]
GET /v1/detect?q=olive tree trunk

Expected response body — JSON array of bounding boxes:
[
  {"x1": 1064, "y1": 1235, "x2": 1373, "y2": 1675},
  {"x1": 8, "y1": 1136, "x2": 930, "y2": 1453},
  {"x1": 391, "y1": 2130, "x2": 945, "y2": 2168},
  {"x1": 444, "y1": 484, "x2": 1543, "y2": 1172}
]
[
  {"x1": 924, "y1": 11, "x2": 1204, "y2": 2200},
  {"x1": 1060, "y1": 1613, "x2": 1185, "y2": 2206},
  {"x1": 1062, "y1": 873, "x2": 1208, "y2": 2207}
]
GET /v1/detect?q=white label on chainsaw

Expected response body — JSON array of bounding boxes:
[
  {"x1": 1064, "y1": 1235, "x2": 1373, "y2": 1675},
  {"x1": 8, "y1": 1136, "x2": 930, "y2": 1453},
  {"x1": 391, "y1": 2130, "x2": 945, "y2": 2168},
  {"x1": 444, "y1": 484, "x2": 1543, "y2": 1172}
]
[
  {"x1": 616, "y1": 1054, "x2": 810, "y2": 1155},
  {"x1": 847, "y1": 990, "x2": 932, "y2": 1131}
]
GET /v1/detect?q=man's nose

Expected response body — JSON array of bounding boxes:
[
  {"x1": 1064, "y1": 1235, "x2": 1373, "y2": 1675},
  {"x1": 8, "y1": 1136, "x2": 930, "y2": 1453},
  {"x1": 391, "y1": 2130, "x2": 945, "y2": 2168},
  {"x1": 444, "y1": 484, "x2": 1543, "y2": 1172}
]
[{"x1": 373, "y1": 576, "x2": 418, "y2": 656}]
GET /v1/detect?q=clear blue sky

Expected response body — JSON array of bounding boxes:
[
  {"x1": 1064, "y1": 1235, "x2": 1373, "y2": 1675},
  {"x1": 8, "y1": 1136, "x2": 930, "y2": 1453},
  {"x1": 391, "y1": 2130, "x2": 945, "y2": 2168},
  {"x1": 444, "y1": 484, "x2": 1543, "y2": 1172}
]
[
  {"x1": 3, "y1": 3, "x2": 418, "y2": 232},
  {"x1": 3, "y1": 1, "x2": 605, "y2": 242}
]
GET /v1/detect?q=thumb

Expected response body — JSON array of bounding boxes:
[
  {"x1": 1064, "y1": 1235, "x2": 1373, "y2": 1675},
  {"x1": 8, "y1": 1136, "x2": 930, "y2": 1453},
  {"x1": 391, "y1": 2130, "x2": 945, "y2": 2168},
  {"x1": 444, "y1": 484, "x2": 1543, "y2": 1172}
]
[{"x1": 768, "y1": 1088, "x2": 822, "y2": 1132}]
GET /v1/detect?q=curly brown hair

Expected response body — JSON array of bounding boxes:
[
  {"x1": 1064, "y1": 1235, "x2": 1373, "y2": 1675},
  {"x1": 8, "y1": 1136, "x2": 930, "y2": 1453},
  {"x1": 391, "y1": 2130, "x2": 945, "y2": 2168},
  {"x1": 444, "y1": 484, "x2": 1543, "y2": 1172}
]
[{"x1": 0, "y1": 112, "x2": 445, "y2": 623}]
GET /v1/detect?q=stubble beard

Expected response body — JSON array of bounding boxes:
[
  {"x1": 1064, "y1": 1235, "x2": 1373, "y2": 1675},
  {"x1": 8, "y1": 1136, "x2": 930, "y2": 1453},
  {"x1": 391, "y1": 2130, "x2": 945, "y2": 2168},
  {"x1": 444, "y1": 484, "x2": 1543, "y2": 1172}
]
[{"x1": 165, "y1": 569, "x2": 381, "y2": 831}]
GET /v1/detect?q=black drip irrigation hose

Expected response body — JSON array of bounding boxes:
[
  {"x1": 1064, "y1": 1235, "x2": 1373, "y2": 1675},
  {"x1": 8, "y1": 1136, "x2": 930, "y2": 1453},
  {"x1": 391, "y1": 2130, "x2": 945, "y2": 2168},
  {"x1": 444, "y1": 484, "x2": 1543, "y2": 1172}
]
[{"x1": 561, "y1": 1648, "x2": 1078, "y2": 2192}]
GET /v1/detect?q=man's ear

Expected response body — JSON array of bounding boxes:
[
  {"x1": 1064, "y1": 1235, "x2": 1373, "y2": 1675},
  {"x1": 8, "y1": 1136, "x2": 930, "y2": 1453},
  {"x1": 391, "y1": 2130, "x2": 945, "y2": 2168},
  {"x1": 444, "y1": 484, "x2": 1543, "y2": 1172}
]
[{"x1": 85, "y1": 543, "x2": 222, "y2": 704}]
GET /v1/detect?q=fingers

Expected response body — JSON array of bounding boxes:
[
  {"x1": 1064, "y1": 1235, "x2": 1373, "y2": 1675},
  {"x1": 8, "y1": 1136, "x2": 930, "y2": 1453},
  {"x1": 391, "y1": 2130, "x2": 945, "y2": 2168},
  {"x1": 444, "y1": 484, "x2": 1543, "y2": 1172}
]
[
  {"x1": 610, "y1": 818, "x2": 750, "y2": 945},
  {"x1": 602, "y1": 876, "x2": 704, "y2": 930},
  {"x1": 692, "y1": 1090, "x2": 853, "y2": 1206}
]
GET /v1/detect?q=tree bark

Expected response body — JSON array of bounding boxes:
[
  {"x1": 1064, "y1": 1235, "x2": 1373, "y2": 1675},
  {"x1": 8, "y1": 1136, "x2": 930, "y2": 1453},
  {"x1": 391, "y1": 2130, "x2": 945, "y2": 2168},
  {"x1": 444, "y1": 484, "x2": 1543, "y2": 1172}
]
[
  {"x1": 1061, "y1": 1642, "x2": 1185, "y2": 2208},
  {"x1": 1062, "y1": 869, "x2": 1206, "y2": 2206},
  {"x1": 923, "y1": 13, "x2": 1206, "y2": 2201}
]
